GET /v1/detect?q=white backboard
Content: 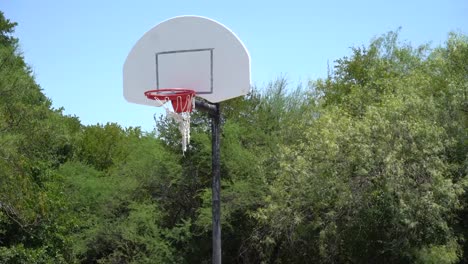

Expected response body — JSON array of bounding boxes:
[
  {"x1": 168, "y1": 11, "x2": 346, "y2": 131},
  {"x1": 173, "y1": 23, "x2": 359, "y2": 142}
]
[{"x1": 123, "y1": 16, "x2": 251, "y2": 105}]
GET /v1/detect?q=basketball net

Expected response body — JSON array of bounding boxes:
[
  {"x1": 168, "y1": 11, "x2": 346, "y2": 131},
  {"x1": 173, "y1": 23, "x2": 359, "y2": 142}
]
[{"x1": 154, "y1": 95, "x2": 195, "y2": 153}]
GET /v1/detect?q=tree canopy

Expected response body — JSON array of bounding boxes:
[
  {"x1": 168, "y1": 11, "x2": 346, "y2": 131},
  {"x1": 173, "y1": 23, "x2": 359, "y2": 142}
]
[{"x1": 0, "y1": 11, "x2": 467, "y2": 263}]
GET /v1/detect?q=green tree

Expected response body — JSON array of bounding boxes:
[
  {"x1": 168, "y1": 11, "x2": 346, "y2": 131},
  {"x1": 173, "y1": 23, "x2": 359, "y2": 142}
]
[
  {"x1": 2, "y1": 9, "x2": 466, "y2": 262},
  {"x1": 253, "y1": 31, "x2": 467, "y2": 263},
  {"x1": 0, "y1": 11, "x2": 18, "y2": 47},
  {"x1": 0, "y1": 11, "x2": 82, "y2": 263}
]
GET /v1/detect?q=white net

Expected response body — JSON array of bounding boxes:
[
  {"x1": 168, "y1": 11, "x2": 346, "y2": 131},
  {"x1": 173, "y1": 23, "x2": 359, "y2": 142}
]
[{"x1": 153, "y1": 94, "x2": 195, "y2": 153}]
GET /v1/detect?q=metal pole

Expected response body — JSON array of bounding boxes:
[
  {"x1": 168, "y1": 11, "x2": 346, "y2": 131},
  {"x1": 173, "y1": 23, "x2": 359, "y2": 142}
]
[
  {"x1": 194, "y1": 100, "x2": 222, "y2": 263},
  {"x1": 211, "y1": 103, "x2": 222, "y2": 264}
]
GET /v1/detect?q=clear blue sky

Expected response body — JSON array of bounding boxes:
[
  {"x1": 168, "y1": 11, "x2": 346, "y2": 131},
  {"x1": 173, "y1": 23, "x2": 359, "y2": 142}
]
[{"x1": 1, "y1": 0, "x2": 467, "y2": 132}]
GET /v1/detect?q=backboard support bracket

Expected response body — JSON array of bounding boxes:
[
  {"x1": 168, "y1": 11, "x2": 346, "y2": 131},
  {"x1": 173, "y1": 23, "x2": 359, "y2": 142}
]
[{"x1": 195, "y1": 99, "x2": 218, "y2": 116}]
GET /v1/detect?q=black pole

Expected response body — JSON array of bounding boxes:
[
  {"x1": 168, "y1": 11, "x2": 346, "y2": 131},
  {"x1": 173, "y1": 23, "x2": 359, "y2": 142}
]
[
  {"x1": 211, "y1": 103, "x2": 221, "y2": 264},
  {"x1": 194, "y1": 100, "x2": 222, "y2": 263}
]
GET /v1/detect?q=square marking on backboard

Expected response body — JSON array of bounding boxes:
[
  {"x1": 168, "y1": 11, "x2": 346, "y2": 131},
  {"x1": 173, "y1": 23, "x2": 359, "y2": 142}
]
[{"x1": 156, "y1": 49, "x2": 213, "y2": 94}]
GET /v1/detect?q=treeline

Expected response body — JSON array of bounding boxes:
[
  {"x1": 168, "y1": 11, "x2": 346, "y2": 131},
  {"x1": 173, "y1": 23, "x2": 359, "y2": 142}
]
[{"x1": 0, "y1": 11, "x2": 467, "y2": 263}]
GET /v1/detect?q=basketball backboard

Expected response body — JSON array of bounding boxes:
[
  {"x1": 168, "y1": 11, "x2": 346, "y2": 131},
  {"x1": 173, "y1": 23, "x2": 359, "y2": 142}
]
[{"x1": 123, "y1": 16, "x2": 251, "y2": 105}]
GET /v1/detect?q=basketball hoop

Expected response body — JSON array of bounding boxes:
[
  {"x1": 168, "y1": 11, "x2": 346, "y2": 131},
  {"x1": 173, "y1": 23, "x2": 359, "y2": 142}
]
[{"x1": 144, "y1": 88, "x2": 196, "y2": 152}]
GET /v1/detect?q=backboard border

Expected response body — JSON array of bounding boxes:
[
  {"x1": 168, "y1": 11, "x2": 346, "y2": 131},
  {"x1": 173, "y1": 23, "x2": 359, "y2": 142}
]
[{"x1": 155, "y1": 48, "x2": 214, "y2": 94}]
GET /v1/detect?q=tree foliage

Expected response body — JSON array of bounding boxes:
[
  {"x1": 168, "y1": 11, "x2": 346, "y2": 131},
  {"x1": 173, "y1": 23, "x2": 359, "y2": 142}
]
[{"x1": 0, "y1": 11, "x2": 467, "y2": 263}]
